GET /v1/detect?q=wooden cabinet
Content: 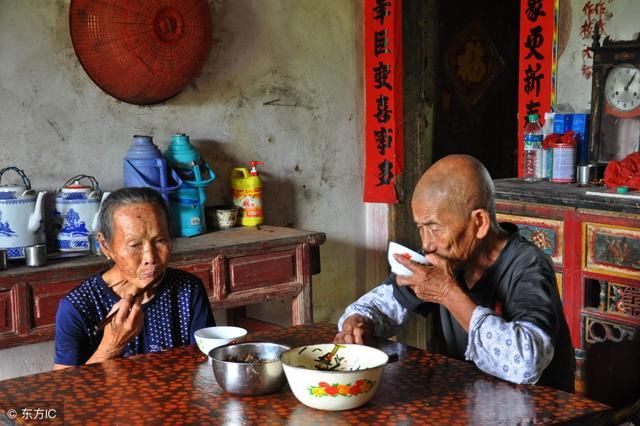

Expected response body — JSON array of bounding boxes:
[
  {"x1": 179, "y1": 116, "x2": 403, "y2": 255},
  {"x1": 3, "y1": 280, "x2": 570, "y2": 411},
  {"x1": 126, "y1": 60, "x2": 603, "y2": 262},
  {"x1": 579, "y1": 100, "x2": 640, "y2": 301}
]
[
  {"x1": 30, "y1": 280, "x2": 79, "y2": 329},
  {"x1": 170, "y1": 260, "x2": 215, "y2": 296},
  {"x1": 495, "y1": 179, "x2": 639, "y2": 408},
  {"x1": 0, "y1": 226, "x2": 325, "y2": 350}
]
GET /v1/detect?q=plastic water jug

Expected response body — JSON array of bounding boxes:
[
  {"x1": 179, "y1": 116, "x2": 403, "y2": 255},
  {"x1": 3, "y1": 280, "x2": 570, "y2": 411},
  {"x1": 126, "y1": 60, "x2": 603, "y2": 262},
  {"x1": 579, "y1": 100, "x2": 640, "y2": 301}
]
[
  {"x1": 164, "y1": 134, "x2": 216, "y2": 237},
  {"x1": 53, "y1": 175, "x2": 110, "y2": 252},
  {"x1": 231, "y1": 161, "x2": 264, "y2": 227},
  {"x1": 123, "y1": 135, "x2": 182, "y2": 205}
]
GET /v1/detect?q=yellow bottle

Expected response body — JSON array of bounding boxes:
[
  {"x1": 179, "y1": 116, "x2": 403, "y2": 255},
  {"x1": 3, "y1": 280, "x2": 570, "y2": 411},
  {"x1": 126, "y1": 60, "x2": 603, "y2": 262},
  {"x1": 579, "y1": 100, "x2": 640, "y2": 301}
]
[{"x1": 230, "y1": 161, "x2": 264, "y2": 226}]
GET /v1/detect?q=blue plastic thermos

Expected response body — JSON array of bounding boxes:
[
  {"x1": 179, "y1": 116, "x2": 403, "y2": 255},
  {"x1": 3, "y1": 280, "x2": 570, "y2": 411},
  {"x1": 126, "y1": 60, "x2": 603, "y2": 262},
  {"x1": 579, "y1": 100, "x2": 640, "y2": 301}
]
[
  {"x1": 123, "y1": 135, "x2": 182, "y2": 205},
  {"x1": 164, "y1": 133, "x2": 216, "y2": 237}
]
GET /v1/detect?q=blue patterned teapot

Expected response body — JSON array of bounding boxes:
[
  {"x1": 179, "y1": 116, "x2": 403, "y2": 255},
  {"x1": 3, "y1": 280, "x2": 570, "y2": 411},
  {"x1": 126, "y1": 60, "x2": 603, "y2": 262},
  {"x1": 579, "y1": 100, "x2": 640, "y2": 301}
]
[
  {"x1": 54, "y1": 175, "x2": 110, "y2": 252},
  {"x1": 0, "y1": 167, "x2": 46, "y2": 258}
]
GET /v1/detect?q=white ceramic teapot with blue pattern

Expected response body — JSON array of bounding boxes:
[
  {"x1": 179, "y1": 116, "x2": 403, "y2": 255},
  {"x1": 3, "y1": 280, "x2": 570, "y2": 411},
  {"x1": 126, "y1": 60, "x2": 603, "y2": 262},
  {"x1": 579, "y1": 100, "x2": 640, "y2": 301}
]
[
  {"x1": 53, "y1": 175, "x2": 110, "y2": 252},
  {"x1": 0, "y1": 167, "x2": 47, "y2": 258}
]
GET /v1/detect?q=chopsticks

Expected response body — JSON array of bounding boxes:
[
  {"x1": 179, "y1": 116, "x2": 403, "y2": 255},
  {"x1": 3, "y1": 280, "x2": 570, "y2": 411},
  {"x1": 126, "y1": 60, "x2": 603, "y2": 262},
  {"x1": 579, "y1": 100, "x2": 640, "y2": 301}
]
[{"x1": 94, "y1": 274, "x2": 165, "y2": 334}]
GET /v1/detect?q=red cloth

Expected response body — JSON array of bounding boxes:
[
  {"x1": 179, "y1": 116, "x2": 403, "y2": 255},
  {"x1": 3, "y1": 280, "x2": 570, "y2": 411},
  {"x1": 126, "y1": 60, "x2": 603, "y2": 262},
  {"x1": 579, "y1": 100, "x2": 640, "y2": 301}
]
[
  {"x1": 543, "y1": 131, "x2": 577, "y2": 149},
  {"x1": 604, "y1": 152, "x2": 640, "y2": 189}
]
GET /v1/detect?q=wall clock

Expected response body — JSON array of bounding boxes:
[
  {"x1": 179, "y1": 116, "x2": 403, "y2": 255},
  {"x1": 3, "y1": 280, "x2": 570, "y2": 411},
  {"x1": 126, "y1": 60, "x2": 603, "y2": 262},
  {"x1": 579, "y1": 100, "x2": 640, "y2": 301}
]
[{"x1": 588, "y1": 30, "x2": 640, "y2": 164}]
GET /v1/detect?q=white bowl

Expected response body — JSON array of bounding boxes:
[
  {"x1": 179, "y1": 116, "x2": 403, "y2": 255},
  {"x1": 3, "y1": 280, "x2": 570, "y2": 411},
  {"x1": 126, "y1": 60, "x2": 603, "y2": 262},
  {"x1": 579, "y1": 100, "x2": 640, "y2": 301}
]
[
  {"x1": 194, "y1": 326, "x2": 248, "y2": 356},
  {"x1": 387, "y1": 241, "x2": 427, "y2": 276},
  {"x1": 281, "y1": 343, "x2": 388, "y2": 411}
]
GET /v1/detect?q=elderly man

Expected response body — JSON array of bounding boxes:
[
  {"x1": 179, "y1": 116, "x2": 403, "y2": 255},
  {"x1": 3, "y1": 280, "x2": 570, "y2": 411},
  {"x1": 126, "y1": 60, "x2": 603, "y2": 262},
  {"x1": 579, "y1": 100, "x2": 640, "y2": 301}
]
[{"x1": 335, "y1": 155, "x2": 575, "y2": 392}]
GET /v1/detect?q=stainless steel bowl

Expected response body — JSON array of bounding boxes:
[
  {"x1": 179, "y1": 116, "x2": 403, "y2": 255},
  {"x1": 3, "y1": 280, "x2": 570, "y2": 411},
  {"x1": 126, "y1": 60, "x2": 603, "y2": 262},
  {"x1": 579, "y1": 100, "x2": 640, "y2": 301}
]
[{"x1": 209, "y1": 342, "x2": 290, "y2": 395}]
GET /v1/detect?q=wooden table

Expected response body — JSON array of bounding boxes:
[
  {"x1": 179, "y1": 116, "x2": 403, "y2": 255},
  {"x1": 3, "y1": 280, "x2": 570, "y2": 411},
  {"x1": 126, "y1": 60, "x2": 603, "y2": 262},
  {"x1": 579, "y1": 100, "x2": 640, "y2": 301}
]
[{"x1": 0, "y1": 323, "x2": 612, "y2": 425}]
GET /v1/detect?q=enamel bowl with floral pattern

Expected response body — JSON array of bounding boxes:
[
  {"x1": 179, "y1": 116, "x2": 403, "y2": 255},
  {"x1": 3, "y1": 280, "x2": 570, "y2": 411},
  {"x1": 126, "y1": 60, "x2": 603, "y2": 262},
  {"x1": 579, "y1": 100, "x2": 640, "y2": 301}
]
[{"x1": 280, "y1": 343, "x2": 389, "y2": 411}]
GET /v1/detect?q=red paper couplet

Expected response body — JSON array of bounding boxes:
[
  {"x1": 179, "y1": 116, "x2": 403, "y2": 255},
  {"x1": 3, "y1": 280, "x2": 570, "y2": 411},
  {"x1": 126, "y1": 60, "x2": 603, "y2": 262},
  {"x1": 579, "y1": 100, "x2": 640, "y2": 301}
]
[
  {"x1": 517, "y1": 0, "x2": 557, "y2": 176},
  {"x1": 364, "y1": 0, "x2": 403, "y2": 203}
]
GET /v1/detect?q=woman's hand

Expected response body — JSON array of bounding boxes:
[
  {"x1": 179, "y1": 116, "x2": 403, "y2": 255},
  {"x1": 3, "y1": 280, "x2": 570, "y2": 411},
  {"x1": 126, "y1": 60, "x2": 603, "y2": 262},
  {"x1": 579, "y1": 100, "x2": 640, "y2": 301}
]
[
  {"x1": 87, "y1": 294, "x2": 144, "y2": 364},
  {"x1": 333, "y1": 314, "x2": 374, "y2": 345}
]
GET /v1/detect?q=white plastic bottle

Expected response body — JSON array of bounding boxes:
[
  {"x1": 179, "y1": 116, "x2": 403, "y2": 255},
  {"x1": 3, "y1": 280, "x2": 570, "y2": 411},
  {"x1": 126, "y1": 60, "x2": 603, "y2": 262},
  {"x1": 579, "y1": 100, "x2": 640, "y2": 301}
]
[
  {"x1": 541, "y1": 112, "x2": 555, "y2": 180},
  {"x1": 523, "y1": 114, "x2": 543, "y2": 182}
]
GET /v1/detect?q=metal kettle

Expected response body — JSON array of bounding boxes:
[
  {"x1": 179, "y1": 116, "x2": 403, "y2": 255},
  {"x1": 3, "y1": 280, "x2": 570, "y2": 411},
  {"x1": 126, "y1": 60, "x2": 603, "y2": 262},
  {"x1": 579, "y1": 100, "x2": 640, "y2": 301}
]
[{"x1": 0, "y1": 167, "x2": 46, "y2": 258}]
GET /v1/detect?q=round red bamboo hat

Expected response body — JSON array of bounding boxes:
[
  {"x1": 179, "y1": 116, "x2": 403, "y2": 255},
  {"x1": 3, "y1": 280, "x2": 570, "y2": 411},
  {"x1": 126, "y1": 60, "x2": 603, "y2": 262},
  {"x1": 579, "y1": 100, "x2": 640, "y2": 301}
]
[{"x1": 69, "y1": 0, "x2": 212, "y2": 105}]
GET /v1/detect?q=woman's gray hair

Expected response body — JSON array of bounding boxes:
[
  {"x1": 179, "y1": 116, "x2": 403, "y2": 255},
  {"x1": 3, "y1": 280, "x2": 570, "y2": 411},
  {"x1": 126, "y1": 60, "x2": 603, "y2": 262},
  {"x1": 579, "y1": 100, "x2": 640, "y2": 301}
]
[{"x1": 98, "y1": 187, "x2": 170, "y2": 243}]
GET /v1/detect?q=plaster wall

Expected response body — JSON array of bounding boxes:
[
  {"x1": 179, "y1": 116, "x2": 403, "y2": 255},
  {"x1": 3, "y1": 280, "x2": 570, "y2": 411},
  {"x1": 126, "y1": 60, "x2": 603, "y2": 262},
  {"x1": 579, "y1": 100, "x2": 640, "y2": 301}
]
[
  {"x1": 557, "y1": 0, "x2": 640, "y2": 111},
  {"x1": 0, "y1": 0, "x2": 365, "y2": 379}
]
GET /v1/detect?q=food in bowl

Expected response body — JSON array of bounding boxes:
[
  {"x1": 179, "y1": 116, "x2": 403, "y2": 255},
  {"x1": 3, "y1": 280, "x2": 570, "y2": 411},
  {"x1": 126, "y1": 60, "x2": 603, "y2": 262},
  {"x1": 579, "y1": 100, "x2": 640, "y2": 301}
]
[
  {"x1": 194, "y1": 326, "x2": 247, "y2": 356},
  {"x1": 210, "y1": 342, "x2": 290, "y2": 395},
  {"x1": 281, "y1": 343, "x2": 389, "y2": 411},
  {"x1": 225, "y1": 352, "x2": 276, "y2": 363}
]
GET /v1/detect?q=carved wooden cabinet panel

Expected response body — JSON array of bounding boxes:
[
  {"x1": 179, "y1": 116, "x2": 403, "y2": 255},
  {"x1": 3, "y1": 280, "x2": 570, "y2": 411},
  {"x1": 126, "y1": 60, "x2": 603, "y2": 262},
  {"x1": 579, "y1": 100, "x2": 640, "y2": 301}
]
[
  {"x1": 583, "y1": 222, "x2": 640, "y2": 280},
  {"x1": 496, "y1": 212, "x2": 564, "y2": 265},
  {"x1": 579, "y1": 212, "x2": 640, "y2": 333}
]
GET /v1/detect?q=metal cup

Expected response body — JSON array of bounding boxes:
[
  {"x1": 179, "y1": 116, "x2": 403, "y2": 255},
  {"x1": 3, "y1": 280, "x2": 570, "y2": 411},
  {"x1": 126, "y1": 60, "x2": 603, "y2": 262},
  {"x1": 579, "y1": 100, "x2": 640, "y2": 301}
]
[
  {"x1": 25, "y1": 244, "x2": 47, "y2": 267},
  {"x1": 0, "y1": 249, "x2": 7, "y2": 270},
  {"x1": 576, "y1": 164, "x2": 595, "y2": 185}
]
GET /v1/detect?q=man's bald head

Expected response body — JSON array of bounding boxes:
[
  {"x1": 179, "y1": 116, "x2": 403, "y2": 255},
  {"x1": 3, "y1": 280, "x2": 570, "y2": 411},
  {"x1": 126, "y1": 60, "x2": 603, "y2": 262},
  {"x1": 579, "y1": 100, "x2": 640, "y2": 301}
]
[{"x1": 412, "y1": 155, "x2": 496, "y2": 221}]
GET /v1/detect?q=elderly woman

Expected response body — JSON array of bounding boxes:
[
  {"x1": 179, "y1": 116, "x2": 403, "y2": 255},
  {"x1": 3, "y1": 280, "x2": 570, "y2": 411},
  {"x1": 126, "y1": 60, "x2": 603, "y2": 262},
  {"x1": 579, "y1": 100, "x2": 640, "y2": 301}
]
[{"x1": 54, "y1": 187, "x2": 215, "y2": 368}]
